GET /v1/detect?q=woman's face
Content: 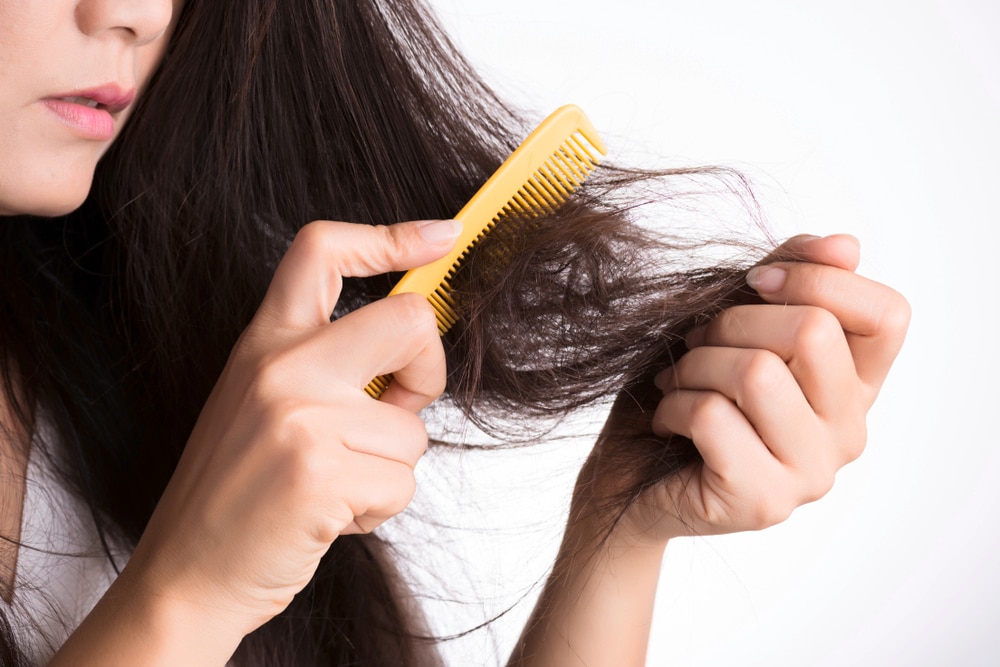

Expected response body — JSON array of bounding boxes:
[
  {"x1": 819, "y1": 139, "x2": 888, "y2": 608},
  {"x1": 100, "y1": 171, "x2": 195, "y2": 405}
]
[{"x1": 0, "y1": 0, "x2": 181, "y2": 217}]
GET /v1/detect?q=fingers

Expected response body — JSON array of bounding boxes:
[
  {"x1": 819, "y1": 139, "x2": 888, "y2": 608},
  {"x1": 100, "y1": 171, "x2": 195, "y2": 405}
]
[
  {"x1": 242, "y1": 218, "x2": 455, "y2": 412},
  {"x1": 650, "y1": 388, "x2": 831, "y2": 532},
  {"x1": 682, "y1": 304, "x2": 860, "y2": 417},
  {"x1": 299, "y1": 451, "x2": 417, "y2": 539},
  {"x1": 248, "y1": 399, "x2": 427, "y2": 541},
  {"x1": 763, "y1": 233, "x2": 861, "y2": 272},
  {"x1": 256, "y1": 219, "x2": 460, "y2": 329},
  {"x1": 337, "y1": 398, "x2": 429, "y2": 468},
  {"x1": 652, "y1": 388, "x2": 777, "y2": 477},
  {"x1": 143, "y1": 220, "x2": 457, "y2": 629},
  {"x1": 335, "y1": 454, "x2": 418, "y2": 536},
  {"x1": 746, "y1": 258, "x2": 910, "y2": 393},
  {"x1": 655, "y1": 347, "x2": 823, "y2": 469},
  {"x1": 323, "y1": 293, "x2": 447, "y2": 412},
  {"x1": 652, "y1": 379, "x2": 847, "y2": 533},
  {"x1": 628, "y1": 233, "x2": 905, "y2": 539}
]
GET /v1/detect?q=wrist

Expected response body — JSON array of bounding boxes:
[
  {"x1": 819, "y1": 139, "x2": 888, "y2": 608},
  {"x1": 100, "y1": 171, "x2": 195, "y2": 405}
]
[
  {"x1": 566, "y1": 476, "x2": 676, "y2": 557},
  {"x1": 511, "y1": 497, "x2": 669, "y2": 667},
  {"x1": 561, "y1": 501, "x2": 670, "y2": 573},
  {"x1": 51, "y1": 563, "x2": 245, "y2": 666}
]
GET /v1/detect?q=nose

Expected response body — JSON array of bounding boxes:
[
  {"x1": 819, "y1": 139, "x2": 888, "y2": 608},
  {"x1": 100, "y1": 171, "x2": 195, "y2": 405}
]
[{"x1": 75, "y1": 0, "x2": 175, "y2": 47}]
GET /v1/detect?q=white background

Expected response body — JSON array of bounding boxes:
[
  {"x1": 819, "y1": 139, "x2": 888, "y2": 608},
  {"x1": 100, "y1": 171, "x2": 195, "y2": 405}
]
[{"x1": 410, "y1": 1, "x2": 1000, "y2": 665}]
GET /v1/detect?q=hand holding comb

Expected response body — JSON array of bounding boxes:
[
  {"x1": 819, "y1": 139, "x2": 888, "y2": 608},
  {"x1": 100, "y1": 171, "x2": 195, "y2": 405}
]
[{"x1": 365, "y1": 104, "x2": 607, "y2": 399}]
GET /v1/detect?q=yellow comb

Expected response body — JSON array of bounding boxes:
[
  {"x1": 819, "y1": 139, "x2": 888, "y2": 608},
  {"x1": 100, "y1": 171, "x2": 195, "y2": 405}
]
[{"x1": 365, "y1": 104, "x2": 607, "y2": 399}]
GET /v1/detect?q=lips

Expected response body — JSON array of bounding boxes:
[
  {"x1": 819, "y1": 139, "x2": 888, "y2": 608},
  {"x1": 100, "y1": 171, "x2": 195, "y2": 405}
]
[{"x1": 42, "y1": 84, "x2": 137, "y2": 141}]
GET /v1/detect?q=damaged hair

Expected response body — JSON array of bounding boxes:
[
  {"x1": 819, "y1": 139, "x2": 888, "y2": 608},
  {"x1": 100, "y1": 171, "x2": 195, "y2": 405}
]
[{"x1": 0, "y1": 0, "x2": 772, "y2": 664}]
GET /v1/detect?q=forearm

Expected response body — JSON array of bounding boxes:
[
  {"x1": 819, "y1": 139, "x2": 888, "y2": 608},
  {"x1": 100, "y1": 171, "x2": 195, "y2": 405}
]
[
  {"x1": 48, "y1": 564, "x2": 243, "y2": 667},
  {"x1": 508, "y1": 514, "x2": 667, "y2": 667}
]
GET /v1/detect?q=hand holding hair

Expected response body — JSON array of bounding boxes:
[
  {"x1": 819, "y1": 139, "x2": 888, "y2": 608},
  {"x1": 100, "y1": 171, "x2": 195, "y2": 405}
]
[
  {"x1": 613, "y1": 233, "x2": 910, "y2": 544},
  {"x1": 51, "y1": 219, "x2": 460, "y2": 666},
  {"x1": 509, "y1": 234, "x2": 909, "y2": 667}
]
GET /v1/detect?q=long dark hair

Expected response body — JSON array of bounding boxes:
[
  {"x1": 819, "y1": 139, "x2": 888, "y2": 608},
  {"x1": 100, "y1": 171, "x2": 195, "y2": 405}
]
[{"x1": 0, "y1": 0, "x2": 767, "y2": 664}]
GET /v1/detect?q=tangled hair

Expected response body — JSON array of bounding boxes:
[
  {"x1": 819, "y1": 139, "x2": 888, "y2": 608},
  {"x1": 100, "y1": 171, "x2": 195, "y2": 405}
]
[
  {"x1": 0, "y1": 0, "x2": 774, "y2": 664},
  {"x1": 448, "y1": 178, "x2": 768, "y2": 526}
]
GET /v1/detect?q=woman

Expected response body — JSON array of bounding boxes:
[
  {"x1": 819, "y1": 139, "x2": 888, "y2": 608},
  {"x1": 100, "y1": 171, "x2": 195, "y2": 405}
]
[{"x1": 0, "y1": 0, "x2": 909, "y2": 665}]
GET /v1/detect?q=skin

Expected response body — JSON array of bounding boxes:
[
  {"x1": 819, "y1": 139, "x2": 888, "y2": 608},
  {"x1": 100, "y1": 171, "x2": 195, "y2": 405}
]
[
  {"x1": 0, "y1": 0, "x2": 179, "y2": 606},
  {"x1": 52, "y1": 218, "x2": 463, "y2": 665},
  {"x1": 508, "y1": 233, "x2": 910, "y2": 665},
  {"x1": 0, "y1": 0, "x2": 179, "y2": 216},
  {"x1": 2, "y1": 1, "x2": 911, "y2": 664}
]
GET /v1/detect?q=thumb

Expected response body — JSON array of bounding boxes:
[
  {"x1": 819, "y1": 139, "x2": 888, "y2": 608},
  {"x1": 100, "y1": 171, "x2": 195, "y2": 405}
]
[
  {"x1": 256, "y1": 219, "x2": 461, "y2": 329},
  {"x1": 763, "y1": 233, "x2": 861, "y2": 272}
]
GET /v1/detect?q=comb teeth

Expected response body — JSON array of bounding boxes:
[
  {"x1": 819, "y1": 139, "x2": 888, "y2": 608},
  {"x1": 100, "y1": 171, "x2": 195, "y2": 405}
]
[
  {"x1": 430, "y1": 129, "x2": 603, "y2": 329},
  {"x1": 363, "y1": 374, "x2": 391, "y2": 400},
  {"x1": 429, "y1": 284, "x2": 459, "y2": 334},
  {"x1": 365, "y1": 105, "x2": 606, "y2": 399}
]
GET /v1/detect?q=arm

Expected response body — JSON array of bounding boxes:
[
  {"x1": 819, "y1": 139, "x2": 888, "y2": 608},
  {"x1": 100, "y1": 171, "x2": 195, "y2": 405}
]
[
  {"x1": 49, "y1": 571, "x2": 242, "y2": 666},
  {"x1": 49, "y1": 219, "x2": 461, "y2": 665},
  {"x1": 509, "y1": 234, "x2": 910, "y2": 666},
  {"x1": 507, "y1": 508, "x2": 667, "y2": 667}
]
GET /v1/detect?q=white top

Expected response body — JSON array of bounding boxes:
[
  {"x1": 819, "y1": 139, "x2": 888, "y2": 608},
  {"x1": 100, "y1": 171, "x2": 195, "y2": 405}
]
[{"x1": 2, "y1": 434, "x2": 126, "y2": 664}]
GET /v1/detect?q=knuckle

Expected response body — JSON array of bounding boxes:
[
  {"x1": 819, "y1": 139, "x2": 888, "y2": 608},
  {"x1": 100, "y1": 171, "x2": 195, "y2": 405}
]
[
  {"x1": 387, "y1": 466, "x2": 418, "y2": 514},
  {"x1": 295, "y1": 221, "x2": 410, "y2": 277},
  {"x1": 392, "y1": 292, "x2": 438, "y2": 337},
  {"x1": 364, "y1": 464, "x2": 417, "y2": 525},
  {"x1": 688, "y1": 392, "x2": 732, "y2": 433},
  {"x1": 245, "y1": 363, "x2": 282, "y2": 406},
  {"x1": 378, "y1": 223, "x2": 409, "y2": 255},
  {"x1": 272, "y1": 420, "x2": 326, "y2": 492},
  {"x1": 876, "y1": 289, "x2": 912, "y2": 340},
  {"x1": 376, "y1": 409, "x2": 430, "y2": 464},
  {"x1": 313, "y1": 513, "x2": 346, "y2": 544},
  {"x1": 801, "y1": 468, "x2": 836, "y2": 504},
  {"x1": 349, "y1": 462, "x2": 418, "y2": 532},
  {"x1": 740, "y1": 349, "x2": 786, "y2": 397},
  {"x1": 401, "y1": 412, "x2": 430, "y2": 459},
  {"x1": 292, "y1": 220, "x2": 331, "y2": 257},
  {"x1": 355, "y1": 223, "x2": 419, "y2": 275},
  {"x1": 364, "y1": 224, "x2": 400, "y2": 272},
  {"x1": 794, "y1": 306, "x2": 843, "y2": 355},
  {"x1": 841, "y1": 419, "x2": 868, "y2": 463},
  {"x1": 254, "y1": 401, "x2": 325, "y2": 463},
  {"x1": 749, "y1": 496, "x2": 793, "y2": 530},
  {"x1": 268, "y1": 406, "x2": 319, "y2": 453},
  {"x1": 246, "y1": 350, "x2": 299, "y2": 401}
]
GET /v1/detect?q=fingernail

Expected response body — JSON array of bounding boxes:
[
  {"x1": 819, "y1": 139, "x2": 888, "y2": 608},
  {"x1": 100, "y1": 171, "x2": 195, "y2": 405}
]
[
  {"x1": 653, "y1": 367, "x2": 675, "y2": 392},
  {"x1": 747, "y1": 265, "x2": 786, "y2": 293},
  {"x1": 418, "y1": 219, "x2": 461, "y2": 244},
  {"x1": 684, "y1": 325, "x2": 707, "y2": 349}
]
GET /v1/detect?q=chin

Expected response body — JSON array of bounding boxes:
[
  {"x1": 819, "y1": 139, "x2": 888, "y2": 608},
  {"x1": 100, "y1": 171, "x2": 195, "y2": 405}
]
[
  {"x1": 0, "y1": 178, "x2": 93, "y2": 218},
  {"x1": 30, "y1": 197, "x2": 90, "y2": 218}
]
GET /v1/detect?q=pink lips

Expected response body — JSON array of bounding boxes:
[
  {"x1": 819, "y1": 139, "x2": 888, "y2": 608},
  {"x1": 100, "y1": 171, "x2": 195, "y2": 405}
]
[{"x1": 41, "y1": 85, "x2": 136, "y2": 141}]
